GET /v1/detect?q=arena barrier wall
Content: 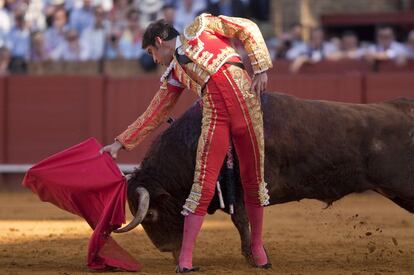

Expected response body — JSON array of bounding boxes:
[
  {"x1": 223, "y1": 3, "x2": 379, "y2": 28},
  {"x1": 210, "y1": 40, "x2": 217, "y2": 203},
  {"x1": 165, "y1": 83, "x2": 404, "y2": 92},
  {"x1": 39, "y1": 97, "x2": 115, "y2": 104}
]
[
  {"x1": 0, "y1": 78, "x2": 5, "y2": 164},
  {"x1": 365, "y1": 72, "x2": 414, "y2": 103},
  {"x1": 5, "y1": 75, "x2": 104, "y2": 164},
  {"x1": 268, "y1": 73, "x2": 363, "y2": 103},
  {"x1": 104, "y1": 75, "x2": 198, "y2": 163},
  {"x1": 1, "y1": 71, "x2": 414, "y2": 186}
]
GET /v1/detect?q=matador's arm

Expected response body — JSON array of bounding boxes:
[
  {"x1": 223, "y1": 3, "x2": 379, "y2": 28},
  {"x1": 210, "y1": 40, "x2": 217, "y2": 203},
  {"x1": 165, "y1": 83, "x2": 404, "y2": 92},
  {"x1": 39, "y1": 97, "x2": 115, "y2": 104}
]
[
  {"x1": 206, "y1": 15, "x2": 273, "y2": 74},
  {"x1": 116, "y1": 76, "x2": 184, "y2": 151}
]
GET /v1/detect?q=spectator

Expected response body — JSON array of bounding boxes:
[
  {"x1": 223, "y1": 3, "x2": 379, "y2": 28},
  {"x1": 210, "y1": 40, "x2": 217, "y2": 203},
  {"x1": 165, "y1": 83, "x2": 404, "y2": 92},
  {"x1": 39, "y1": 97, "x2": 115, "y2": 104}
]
[
  {"x1": 30, "y1": 31, "x2": 50, "y2": 61},
  {"x1": 51, "y1": 29, "x2": 82, "y2": 61},
  {"x1": 0, "y1": 0, "x2": 12, "y2": 34},
  {"x1": 288, "y1": 27, "x2": 338, "y2": 73},
  {"x1": 43, "y1": 0, "x2": 65, "y2": 28},
  {"x1": 174, "y1": 0, "x2": 206, "y2": 32},
  {"x1": 287, "y1": 27, "x2": 337, "y2": 61},
  {"x1": 69, "y1": 0, "x2": 95, "y2": 34},
  {"x1": 65, "y1": 0, "x2": 112, "y2": 11},
  {"x1": 94, "y1": 0, "x2": 112, "y2": 12},
  {"x1": 7, "y1": 12, "x2": 30, "y2": 73},
  {"x1": 80, "y1": 5, "x2": 109, "y2": 60},
  {"x1": 287, "y1": 23, "x2": 305, "y2": 47},
  {"x1": 104, "y1": 28, "x2": 122, "y2": 59},
  {"x1": 364, "y1": 25, "x2": 407, "y2": 64},
  {"x1": 25, "y1": 0, "x2": 46, "y2": 31},
  {"x1": 328, "y1": 31, "x2": 365, "y2": 60},
  {"x1": 108, "y1": 0, "x2": 133, "y2": 30},
  {"x1": 0, "y1": 45, "x2": 10, "y2": 74},
  {"x1": 44, "y1": 7, "x2": 68, "y2": 60},
  {"x1": 118, "y1": 8, "x2": 143, "y2": 59},
  {"x1": 61, "y1": 0, "x2": 81, "y2": 11},
  {"x1": 135, "y1": 0, "x2": 164, "y2": 28},
  {"x1": 162, "y1": 4, "x2": 176, "y2": 26},
  {"x1": 279, "y1": 23, "x2": 306, "y2": 59},
  {"x1": 206, "y1": 0, "x2": 248, "y2": 18},
  {"x1": 405, "y1": 30, "x2": 414, "y2": 59}
]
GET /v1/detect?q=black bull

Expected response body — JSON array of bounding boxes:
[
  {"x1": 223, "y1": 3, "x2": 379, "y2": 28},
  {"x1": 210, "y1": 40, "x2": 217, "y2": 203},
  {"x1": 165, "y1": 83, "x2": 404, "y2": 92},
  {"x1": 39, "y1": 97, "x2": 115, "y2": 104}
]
[{"x1": 119, "y1": 92, "x2": 414, "y2": 262}]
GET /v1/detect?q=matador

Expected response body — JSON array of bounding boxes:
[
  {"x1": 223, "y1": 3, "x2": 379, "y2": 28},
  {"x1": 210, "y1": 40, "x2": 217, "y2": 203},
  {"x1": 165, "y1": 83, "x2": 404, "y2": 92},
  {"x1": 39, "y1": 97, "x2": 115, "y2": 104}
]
[{"x1": 102, "y1": 13, "x2": 273, "y2": 273}]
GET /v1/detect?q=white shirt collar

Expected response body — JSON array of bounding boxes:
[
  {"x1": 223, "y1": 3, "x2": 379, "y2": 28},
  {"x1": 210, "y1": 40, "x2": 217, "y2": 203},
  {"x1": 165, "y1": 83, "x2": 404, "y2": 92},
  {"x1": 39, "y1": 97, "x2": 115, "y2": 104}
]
[
  {"x1": 175, "y1": 37, "x2": 182, "y2": 49},
  {"x1": 175, "y1": 36, "x2": 184, "y2": 54}
]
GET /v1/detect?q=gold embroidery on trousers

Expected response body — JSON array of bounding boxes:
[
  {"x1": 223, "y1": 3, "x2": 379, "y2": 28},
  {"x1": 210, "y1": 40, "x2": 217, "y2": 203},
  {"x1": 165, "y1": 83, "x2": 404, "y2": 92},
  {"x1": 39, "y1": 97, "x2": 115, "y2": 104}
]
[
  {"x1": 183, "y1": 90, "x2": 218, "y2": 213},
  {"x1": 223, "y1": 65, "x2": 269, "y2": 206}
]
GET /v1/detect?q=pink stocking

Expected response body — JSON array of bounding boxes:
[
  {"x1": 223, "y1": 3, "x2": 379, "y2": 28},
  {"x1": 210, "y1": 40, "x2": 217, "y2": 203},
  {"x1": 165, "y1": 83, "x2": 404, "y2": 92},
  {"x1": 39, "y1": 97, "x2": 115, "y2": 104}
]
[
  {"x1": 178, "y1": 213, "x2": 204, "y2": 268},
  {"x1": 245, "y1": 205, "x2": 267, "y2": 266}
]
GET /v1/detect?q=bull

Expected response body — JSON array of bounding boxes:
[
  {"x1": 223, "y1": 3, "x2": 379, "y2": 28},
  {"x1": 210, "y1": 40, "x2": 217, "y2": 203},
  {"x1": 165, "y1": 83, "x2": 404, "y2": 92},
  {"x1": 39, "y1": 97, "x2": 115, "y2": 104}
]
[{"x1": 115, "y1": 92, "x2": 414, "y2": 264}]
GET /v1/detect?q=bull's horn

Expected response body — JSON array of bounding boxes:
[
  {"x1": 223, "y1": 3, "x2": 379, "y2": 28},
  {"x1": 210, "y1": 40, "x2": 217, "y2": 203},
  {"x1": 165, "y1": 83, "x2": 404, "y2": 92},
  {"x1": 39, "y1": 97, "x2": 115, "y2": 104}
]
[{"x1": 113, "y1": 187, "x2": 150, "y2": 233}]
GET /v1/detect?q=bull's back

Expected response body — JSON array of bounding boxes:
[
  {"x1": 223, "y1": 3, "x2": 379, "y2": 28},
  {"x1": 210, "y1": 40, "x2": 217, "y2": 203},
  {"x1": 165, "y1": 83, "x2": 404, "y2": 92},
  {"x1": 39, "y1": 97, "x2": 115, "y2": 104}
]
[{"x1": 261, "y1": 93, "x2": 414, "y2": 204}]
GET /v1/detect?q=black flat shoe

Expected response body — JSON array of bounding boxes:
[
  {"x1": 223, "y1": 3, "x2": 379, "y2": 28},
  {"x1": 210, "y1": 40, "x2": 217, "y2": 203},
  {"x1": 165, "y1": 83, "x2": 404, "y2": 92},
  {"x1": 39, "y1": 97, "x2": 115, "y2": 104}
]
[
  {"x1": 257, "y1": 262, "x2": 272, "y2": 269},
  {"x1": 175, "y1": 265, "x2": 200, "y2": 273}
]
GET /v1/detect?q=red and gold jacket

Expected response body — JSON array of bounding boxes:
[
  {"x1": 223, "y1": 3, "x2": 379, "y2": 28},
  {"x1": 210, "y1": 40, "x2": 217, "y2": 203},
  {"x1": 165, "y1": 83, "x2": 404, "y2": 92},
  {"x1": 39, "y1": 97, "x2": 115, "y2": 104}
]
[{"x1": 117, "y1": 13, "x2": 273, "y2": 150}]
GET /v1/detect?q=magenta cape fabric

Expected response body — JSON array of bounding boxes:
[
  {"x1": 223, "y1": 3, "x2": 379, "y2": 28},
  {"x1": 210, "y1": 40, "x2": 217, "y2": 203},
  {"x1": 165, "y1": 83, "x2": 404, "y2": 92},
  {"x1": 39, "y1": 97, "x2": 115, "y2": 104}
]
[{"x1": 22, "y1": 138, "x2": 141, "y2": 272}]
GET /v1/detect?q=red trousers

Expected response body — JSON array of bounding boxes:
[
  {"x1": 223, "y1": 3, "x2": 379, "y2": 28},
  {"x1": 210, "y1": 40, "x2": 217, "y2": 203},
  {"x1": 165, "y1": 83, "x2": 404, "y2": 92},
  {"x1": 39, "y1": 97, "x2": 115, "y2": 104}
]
[{"x1": 182, "y1": 64, "x2": 269, "y2": 216}]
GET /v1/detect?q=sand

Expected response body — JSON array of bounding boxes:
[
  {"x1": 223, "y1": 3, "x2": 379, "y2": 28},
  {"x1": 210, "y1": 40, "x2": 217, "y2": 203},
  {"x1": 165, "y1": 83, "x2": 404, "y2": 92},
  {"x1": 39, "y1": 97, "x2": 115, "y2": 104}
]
[{"x1": 1, "y1": 191, "x2": 414, "y2": 275}]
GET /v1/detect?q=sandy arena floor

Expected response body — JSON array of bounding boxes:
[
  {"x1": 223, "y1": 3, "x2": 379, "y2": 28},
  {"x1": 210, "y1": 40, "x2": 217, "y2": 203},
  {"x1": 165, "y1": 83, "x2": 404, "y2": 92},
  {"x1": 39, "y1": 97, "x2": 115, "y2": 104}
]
[{"x1": 1, "y1": 191, "x2": 414, "y2": 275}]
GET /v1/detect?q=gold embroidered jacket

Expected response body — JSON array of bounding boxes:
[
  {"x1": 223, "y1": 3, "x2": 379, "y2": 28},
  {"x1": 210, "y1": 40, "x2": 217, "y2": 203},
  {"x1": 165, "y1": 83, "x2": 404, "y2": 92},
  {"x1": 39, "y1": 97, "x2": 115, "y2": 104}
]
[{"x1": 117, "y1": 13, "x2": 273, "y2": 150}]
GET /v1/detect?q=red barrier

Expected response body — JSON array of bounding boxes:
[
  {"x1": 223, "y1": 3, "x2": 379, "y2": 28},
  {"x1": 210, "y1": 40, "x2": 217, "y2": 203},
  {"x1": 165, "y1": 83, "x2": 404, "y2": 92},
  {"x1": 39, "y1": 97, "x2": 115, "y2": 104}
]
[
  {"x1": 365, "y1": 72, "x2": 414, "y2": 103},
  {"x1": 298, "y1": 60, "x2": 371, "y2": 74},
  {"x1": 105, "y1": 75, "x2": 198, "y2": 163},
  {"x1": 270, "y1": 60, "x2": 414, "y2": 75},
  {"x1": 376, "y1": 60, "x2": 414, "y2": 73},
  {"x1": 270, "y1": 60, "x2": 372, "y2": 75},
  {"x1": 0, "y1": 78, "x2": 6, "y2": 163},
  {"x1": 268, "y1": 73, "x2": 363, "y2": 103},
  {"x1": 6, "y1": 76, "x2": 104, "y2": 163},
  {"x1": 2, "y1": 71, "x2": 414, "y2": 168}
]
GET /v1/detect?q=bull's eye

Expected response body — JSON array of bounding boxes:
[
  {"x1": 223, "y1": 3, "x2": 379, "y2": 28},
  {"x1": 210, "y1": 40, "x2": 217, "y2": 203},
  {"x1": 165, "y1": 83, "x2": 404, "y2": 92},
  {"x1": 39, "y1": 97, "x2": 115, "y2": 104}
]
[{"x1": 146, "y1": 209, "x2": 158, "y2": 222}]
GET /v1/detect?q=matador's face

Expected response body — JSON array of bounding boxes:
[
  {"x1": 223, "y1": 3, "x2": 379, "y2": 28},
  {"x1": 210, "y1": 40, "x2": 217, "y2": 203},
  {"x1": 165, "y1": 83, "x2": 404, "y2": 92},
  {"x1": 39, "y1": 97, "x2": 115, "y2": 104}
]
[{"x1": 146, "y1": 38, "x2": 174, "y2": 66}]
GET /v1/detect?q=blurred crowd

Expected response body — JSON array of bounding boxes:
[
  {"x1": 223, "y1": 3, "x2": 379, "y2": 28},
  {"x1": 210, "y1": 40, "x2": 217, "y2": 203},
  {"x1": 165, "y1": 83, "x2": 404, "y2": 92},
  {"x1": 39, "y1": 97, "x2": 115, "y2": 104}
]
[
  {"x1": 277, "y1": 24, "x2": 414, "y2": 73},
  {"x1": 0, "y1": 0, "x2": 269, "y2": 74},
  {"x1": 0, "y1": 0, "x2": 413, "y2": 75}
]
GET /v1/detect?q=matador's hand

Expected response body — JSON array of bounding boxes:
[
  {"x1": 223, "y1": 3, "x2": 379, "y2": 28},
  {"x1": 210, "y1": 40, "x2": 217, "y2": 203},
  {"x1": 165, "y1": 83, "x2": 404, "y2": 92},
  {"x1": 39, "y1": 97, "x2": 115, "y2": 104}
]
[
  {"x1": 252, "y1": 71, "x2": 268, "y2": 96},
  {"x1": 100, "y1": 140, "x2": 123, "y2": 159}
]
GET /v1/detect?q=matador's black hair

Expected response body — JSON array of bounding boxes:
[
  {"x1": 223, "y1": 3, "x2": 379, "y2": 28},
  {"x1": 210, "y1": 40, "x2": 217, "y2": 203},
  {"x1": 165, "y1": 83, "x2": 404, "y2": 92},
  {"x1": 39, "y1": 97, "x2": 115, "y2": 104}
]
[{"x1": 142, "y1": 19, "x2": 179, "y2": 49}]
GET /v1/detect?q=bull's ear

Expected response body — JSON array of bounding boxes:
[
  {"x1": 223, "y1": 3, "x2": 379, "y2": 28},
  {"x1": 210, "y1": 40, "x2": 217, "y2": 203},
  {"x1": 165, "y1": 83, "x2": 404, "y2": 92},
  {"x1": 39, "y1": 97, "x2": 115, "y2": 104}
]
[{"x1": 152, "y1": 189, "x2": 171, "y2": 206}]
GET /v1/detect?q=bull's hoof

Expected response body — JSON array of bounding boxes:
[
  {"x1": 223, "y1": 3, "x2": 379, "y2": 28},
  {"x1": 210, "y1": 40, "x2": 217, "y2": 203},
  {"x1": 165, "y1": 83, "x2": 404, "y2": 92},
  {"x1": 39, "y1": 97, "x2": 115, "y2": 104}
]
[
  {"x1": 242, "y1": 246, "x2": 256, "y2": 267},
  {"x1": 175, "y1": 266, "x2": 200, "y2": 273},
  {"x1": 244, "y1": 252, "x2": 256, "y2": 267}
]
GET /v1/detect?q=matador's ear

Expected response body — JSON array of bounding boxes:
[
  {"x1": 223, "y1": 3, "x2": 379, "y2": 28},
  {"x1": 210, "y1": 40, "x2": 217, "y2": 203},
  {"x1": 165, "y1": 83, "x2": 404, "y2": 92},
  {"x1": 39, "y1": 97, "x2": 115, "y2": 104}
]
[{"x1": 155, "y1": 36, "x2": 163, "y2": 47}]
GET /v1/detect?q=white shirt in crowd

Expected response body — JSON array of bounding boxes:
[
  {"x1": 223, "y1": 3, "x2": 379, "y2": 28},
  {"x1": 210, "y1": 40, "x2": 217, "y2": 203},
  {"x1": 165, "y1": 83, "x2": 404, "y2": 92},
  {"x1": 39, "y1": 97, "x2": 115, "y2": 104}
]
[
  {"x1": 173, "y1": 0, "x2": 206, "y2": 32},
  {"x1": 286, "y1": 42, "x2": 338, "y2": 61},
  {"x1": 7, "y1": 26, "x2": 30, "y2": 59},
  {"x1": 365, "y1": 41, "x2": 407, "y2": 59},
  {"x1": 79, "y1": 21, "x2": 110, "y2": 60},
  {"x1": 0, "y1": 7, "x2": 11, "y2": 34},
  {"x1": 44, "y1": 26, "x2": 69, "y2": 57}
]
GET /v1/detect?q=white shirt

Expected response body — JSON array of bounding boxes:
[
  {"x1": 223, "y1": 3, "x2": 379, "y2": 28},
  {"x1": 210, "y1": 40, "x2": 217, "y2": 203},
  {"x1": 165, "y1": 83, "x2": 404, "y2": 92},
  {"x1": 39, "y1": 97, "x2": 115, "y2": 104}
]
[
  {"x1": 0, "y1": 8, "x2": 11, "y2": 33},
  {"x1": 174, "y1": 0, "x2": 206, "y2": 33},
  {"x1": 366, "y1": 41, "x2": 407, "y2": 59},
  {"x1": 166, "y1": 37, "x2": 185, "y2": 89},
  {"x1": 80, "y1": 22, "x2": 109, "y2": 60}
]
